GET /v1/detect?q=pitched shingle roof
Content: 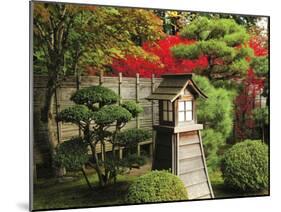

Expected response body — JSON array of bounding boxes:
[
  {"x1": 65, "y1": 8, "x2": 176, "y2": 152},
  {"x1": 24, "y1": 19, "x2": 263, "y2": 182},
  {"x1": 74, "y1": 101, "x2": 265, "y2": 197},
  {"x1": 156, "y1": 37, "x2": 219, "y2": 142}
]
[{"x1": 146, "y1": 73, "x2": 207, "y2": 102}]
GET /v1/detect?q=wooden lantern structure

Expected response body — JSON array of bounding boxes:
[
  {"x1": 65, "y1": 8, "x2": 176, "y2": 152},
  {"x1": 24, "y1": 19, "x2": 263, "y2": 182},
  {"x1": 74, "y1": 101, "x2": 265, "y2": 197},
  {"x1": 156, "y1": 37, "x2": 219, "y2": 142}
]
[{"x1": 147, "y1": 73, "x2": 214, "y2": 200}]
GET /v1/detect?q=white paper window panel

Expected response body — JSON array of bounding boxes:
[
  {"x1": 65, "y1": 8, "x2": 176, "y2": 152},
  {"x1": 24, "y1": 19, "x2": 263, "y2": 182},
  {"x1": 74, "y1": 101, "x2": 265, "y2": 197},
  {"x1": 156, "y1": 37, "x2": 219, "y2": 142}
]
[
  {"x1": 179, "y1": 101, "x2": 185, "y2": 111},
  {"x1": 185, "y1": 101, "x2": 192, "y2": 110},
  {"x1": 168, "y1": 101, "x2": 173, "y2": 110},
  {"x1": 168, "y1": 112, "x2": 173, "y2": 121},
  {"x1": 163, "y1": 111, "x2": 168, "y2": 121},
  {"x1": 178, "y1": 111, "x2": 185, "y2": 122},
  {"x1": 186, "y1": 111, "x2": 193, "y2": 121}
]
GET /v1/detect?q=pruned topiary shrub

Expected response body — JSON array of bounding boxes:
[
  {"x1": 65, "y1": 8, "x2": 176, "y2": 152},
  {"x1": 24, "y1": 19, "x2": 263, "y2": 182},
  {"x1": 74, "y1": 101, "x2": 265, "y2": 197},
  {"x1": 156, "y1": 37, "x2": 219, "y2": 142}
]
[
  {"x1": 53, "y1": 137, "x2": 93, "y2": 189},
  {"x1": 58, "y1": 85, "x2": 151, "y2": 187},
  {"x1": 53, "y1": 137, "x2": 89, "y2": 171},
  {"x1": 126, "y1": 171, "x2": 188, "y2": 203},
  {"x1": 121, "y1": 101, "x2": 144, "y2": 118},
  {"x1": 221, "y1": 140, "x2": 268, "y2": 192}
]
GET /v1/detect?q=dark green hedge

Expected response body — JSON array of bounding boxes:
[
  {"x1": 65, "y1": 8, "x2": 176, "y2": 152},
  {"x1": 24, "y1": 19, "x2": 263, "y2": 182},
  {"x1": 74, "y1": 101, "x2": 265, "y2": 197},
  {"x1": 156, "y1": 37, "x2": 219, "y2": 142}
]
[
  {"x1": 221, "y1": 140, "x2": 269, "y2": 192},
  {"x1": 126, "y1": 171, "x2": 188, "y2": 203},
  {"x1": 53, "y1": 138, "x2": 89, "y2": 171}
]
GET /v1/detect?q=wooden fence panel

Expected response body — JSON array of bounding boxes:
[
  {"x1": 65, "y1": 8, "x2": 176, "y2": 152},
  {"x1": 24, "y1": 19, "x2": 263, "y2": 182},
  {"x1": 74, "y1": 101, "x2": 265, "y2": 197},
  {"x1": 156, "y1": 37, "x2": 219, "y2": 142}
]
[{"x1": 33, "y1": 74, "x2": 162, "y2": 164}]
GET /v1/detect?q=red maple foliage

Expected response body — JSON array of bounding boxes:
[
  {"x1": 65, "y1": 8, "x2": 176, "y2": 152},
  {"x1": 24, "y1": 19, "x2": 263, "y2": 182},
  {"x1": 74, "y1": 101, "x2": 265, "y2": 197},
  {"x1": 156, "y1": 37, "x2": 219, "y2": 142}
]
[
  {"x1": 234, "y1": 36, "x2": 268, "y2": 140},
  {"x1": 234, "y1": 69, "x2": 265, "y2": 140},
  {"x1": 249, "y1": 36, "x2": 268, "y2": 57},
  {"x1": 111, "y1": 35, "x2": 208, "y2": 78},
  {"x1": 111, "y1": 34, "x2": 267, "y2": 140}
]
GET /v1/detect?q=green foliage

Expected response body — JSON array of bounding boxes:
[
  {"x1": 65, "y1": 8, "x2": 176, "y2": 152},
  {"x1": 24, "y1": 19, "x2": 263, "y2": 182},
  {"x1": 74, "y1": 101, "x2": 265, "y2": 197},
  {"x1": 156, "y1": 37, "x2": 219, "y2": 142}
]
[
  {"x1": 252, "y1": 107, "x2": 269, "y2": 125},
  {"x1": 251, "y1": 56, "x2": 269, "y2": 99},
  {"x1": 221, "y1": 140, "x2": 268, "y2": 191},
  {"x1": 126, "y1": 171, "x2": 188, "y2": 203},
  {"x1": 121, "y1": 101, "x2": 144, "y2": 118},
  {"x1": 229, "y1": 58, "x2": 249, "y2": 75},
  {"x1": 115, "y1": 128, "x2": 152, "y2": 147},
  {"x1": 180, "y1": 17, "x2": 248, "y2": 42},
  {"x1": 236, "y1": 46, "x2": 254, "y2": 58},
  {"x1": 120, "y1": 154, "x2": 147, "y2": 168},
  {"x1": 171, "y1": 44, "x2": 201, "y2": 59},
  {"x1": 33, "y1": 3, "x2": 164, "y2": 76},
  {"x1": 194, "y1": 76, "x2": 233, "y2": 138},
  {"x1": 202, "y1": 129, "x2": 224, "y2": 171},
  {"x1": 57, "y1": 105, "x2": 94, "y2": 124},
  {"x1": 57, "y1": 85, "x2": 148, "y2": 187},
  {"x1": 71, "y1": 86, "x2": 119, "y2": 107},
  {"x1": 53, "y1": 138, "x2": 89, "y2": 171},
  {"x1": 179, "y1": 16, "x2": 210, "y2": 40},
  {"x1": 200, "y1": 40, "x2": 235, "y2": 58},
  {"x1": 193, "y1": 76, "x2": 234, "y2": 172},
  {"x1": 172, "y1": 17, "x2": 252, "y2": 80},
  {"x1": 93, "y1": 105, "x2": 132, "y2": 125},
  {"x1": 251, "y1": 56, "x2": 269, "y2": 77}
]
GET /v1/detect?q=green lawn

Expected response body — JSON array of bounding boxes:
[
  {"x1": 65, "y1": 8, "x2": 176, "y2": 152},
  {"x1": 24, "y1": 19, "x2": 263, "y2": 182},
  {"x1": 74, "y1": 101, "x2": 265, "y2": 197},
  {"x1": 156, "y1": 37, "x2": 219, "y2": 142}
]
[
  {"x1": 209, "y1": 171, "x2": 269, "y2": 198},
  {"x1": 33, "y1": 166, "x2": 269, "y2": 210},
  {"x1": 33, "y1": 163, "x2": 152, "y2": 210},
  {"x1": 33, "y1": 172, "x2": 137, "y2": 210}
]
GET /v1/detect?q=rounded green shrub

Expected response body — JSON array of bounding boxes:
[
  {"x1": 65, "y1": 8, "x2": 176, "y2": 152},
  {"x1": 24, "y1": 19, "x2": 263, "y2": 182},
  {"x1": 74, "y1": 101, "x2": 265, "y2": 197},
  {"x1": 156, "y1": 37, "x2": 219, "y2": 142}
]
[
  {"x1": 221, "y1": 140, "x2": 268, "y2": 192},
  {"x1": 53, "y1": 138, "x2": 89, "y2": 171},
  {"x1": 121, "y1": 101, "x2": 143, "y2": 118},
  {"x1": 71, "y1": 85, "x2": 119, "y2": 106},
  {"x1": 126, "y1": 171, "x2": 188, "y2": 203},
  {"x1": 57, "y1": 105, "x2": 94, "y2": 124},
  {"x1": 93, "y1": 105, "x2": 132, "y2": 125},
  {"x1": 116, "y1": 128, "x2": 151, "y2": 148}
]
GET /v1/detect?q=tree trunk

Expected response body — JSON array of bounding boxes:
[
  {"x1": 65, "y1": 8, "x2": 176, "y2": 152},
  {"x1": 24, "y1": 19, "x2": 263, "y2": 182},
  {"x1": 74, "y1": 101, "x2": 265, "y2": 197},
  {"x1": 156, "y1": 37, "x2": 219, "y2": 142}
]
[
  {"x1": 81, "y1": 167, "x2": 93, "y2": 190},
  {"x1": 40, "y1": 81, "x2": 60, "y2": 176},
  {"x1": 88, "y1": 141, "x2": 105, "y2": 187}
]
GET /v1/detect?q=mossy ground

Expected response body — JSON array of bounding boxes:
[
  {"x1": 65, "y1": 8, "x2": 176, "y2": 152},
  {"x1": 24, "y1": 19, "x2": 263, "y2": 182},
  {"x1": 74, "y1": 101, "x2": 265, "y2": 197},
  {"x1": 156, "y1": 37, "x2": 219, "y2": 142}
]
[{"x1": 33, "y1": 163, "x2": 269, "y2": 210}]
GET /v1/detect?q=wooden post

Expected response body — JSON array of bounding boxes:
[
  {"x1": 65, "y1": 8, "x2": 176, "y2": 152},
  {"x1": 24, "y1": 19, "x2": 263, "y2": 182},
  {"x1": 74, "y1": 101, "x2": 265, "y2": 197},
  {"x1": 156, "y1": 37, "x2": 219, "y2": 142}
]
[
  {"x1": 198, "y1": 130, "x2": 215, "y2": 198},
  {"x1": 118, "y1": 72, "x2": 122, "y2": 105},
  {"x1": 136, "y1": 73, "x2": 140, "y2": 129},
  {"x1": 76, "y1": 69, "x2": 81, "y2": 90},
  {"x1": 119, "y1": 148, "x2": 123, "y2": 160},
  {"x1": 101, "y1": 143, "x2": 104, "y2": 161},
  {"x1": 99, "y1": 70, "x2": 104, "y2": 86},
  {"x1": 76, "y1": 71, "x2": 82, "y2": 136},
  {"x1": 151, "y1": 74, "x2": 156, "y2": 159},
  {"x1": 172, "y1": 134, "x2": 175, "y2": 175},
  {"x1": 151, "y1": 74, "x2": 155, "y2": 126}
]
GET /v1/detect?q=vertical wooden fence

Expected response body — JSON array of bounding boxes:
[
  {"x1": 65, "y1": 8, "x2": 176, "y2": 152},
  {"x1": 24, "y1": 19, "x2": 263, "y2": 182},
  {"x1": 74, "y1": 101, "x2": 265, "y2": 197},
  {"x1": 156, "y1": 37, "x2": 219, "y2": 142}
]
[{"x1": 33, "y1": 74, "x2": 162, "y2": 165}]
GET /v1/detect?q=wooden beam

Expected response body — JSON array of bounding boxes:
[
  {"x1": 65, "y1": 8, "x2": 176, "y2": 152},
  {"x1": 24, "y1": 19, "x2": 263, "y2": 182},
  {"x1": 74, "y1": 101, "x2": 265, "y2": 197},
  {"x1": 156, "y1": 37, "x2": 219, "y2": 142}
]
[
  {"x1": 198, "y1": 130, "x2": 214, "y2": 198},
  {"x1": 136, "y1": 73, "x2": 140, "y2": 128},
  {"x1": 118, "y1": 72, "x2": 122, "y2": 105}
]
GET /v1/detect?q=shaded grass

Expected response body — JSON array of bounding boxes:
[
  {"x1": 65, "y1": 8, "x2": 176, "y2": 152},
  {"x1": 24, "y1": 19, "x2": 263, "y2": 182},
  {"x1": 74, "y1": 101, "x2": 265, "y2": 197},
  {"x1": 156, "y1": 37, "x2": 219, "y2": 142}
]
[
  {"x1": 210, "y1": 170, "x2": 269, "y2": 198},
  {"x1": 33, "y1": 172, "x2": 137, "y2": 210},
  {"x1": 33, "y1": 165, "x2": 269, "y2": 210}
]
